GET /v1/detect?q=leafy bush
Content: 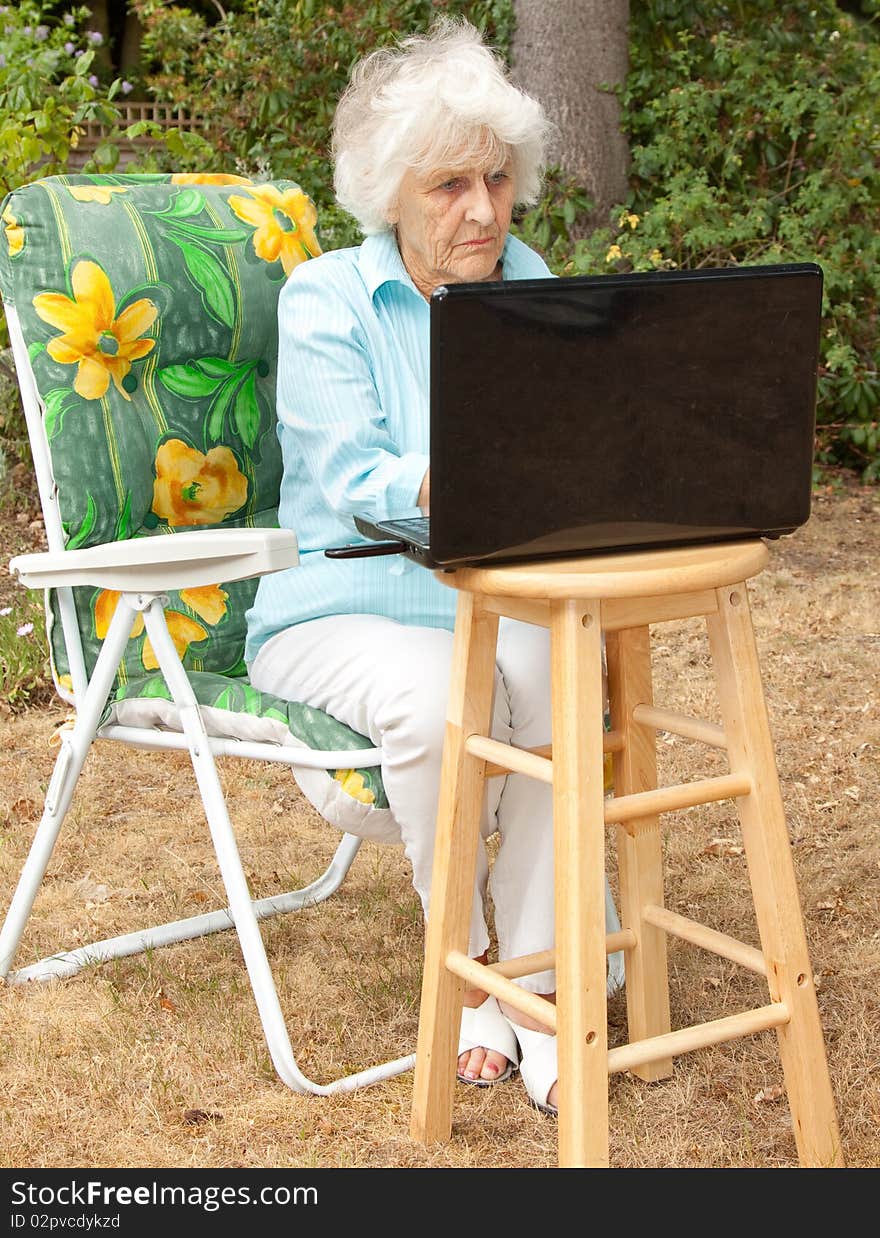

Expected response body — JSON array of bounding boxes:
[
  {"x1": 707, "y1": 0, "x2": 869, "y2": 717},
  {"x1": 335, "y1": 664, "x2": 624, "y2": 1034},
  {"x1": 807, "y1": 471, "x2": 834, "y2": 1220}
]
[
  {"x1": 0, "y1": 3, "x2": 212, "y2": 196},
  {"x1": 0, "y1": 591, "x2": 51, "y2": 710},
  {"x1": 135, "y1": 0, "x2": 511, "y2": 249},
  {"x1": 566, "y1": 1, "x2": 880, "y2": 480},
  {"x1": 0, "y1": 2, "x2": 215, "y2": 367}
]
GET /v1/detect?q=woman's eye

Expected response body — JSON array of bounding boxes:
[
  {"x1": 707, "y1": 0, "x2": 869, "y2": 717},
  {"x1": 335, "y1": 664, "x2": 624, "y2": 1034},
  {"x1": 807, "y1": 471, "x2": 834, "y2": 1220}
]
[
  {"x1": 487, "y1": 171, "x2": 508, "y2": 185},
  {"x1": 439, "y1": 179, "x2": 461, "y2": 191}
]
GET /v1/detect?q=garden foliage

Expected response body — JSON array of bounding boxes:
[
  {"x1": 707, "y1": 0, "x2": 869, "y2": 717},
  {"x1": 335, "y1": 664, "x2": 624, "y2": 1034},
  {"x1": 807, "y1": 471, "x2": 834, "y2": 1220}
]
[
  {"x1": 0, "y1": 3, "x2": 210, "y2": 199},
  {"x1": 569, "y1": 1, "x2": 880, "y2": 480},
  {"x1": 134, "y1": 0, "x2": 511, "y2": 250},
  {"x1": 1, "y1": 1, "x2": 878, "y2": 476}
]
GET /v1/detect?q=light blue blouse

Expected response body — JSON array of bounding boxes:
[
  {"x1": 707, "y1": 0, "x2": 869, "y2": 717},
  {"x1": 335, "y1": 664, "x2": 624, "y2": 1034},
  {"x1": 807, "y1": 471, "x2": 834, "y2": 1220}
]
[{"x1": 245, "y1": 229, "x2": 552, "y2": 663}]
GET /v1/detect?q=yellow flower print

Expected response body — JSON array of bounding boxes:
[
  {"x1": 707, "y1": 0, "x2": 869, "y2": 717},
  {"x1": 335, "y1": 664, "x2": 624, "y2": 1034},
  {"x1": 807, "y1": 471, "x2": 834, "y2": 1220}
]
[
  {"x1": 141, "y1": 611, "x2": 208, "y2": 671},
  {"x1": 3, "y1": 206, "x2": 24, "y2": 257},
  {"x1": 333, "y1": 768, "x2": 376, "y2": 805},
  {"x1": 67, "y1": 185, "x2": 129, "y2": 205},
  {"x1": 94, "y1": 586, "x2": 226, "y2": 670},
  {"x1": 94, "y1": 587, "x2": 146, "y2": 642},
  {"x1": 227, "y1": 185, "x2": 321, "y2": 276},
  {"x1": 152, "y1": 439, "x2": 248, "y2": 527},
  {"x1": 179, "y1": 583, "x2": 229, "y2": 627},
  {"x1": 171, "y1": 173, "x2": 254, "y2": 186},
  {"x1": 603, "y1": 751, "x2": 614, "y2": 795},
  {"x1": 32, "y1": 260, "x2": 157, "y2": 401}
]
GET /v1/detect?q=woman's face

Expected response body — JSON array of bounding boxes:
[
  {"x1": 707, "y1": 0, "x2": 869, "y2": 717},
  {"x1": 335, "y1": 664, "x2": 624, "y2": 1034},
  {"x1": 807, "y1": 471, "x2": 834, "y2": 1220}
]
[{"x1": 390, "y1": 158, "x2": 516, "y2": 300}]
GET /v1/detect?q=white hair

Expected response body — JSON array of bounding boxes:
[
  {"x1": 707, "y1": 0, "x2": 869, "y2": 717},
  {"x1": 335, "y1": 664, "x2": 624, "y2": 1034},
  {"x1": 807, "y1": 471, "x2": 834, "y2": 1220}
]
[{"x1": 332, "y1": 17, "x2": 551, "y2": 236}]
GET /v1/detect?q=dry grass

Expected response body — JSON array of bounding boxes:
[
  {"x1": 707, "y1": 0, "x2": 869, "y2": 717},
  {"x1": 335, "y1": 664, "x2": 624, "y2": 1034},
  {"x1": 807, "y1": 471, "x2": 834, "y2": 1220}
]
[{"x1": 0, "y1": 481, "x2": 878, "y2": 1169}]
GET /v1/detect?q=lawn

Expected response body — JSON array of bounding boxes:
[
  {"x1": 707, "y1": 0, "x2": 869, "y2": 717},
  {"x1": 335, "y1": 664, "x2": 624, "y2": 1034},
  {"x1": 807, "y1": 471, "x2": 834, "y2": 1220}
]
[{"x1": 0, "y1": 476, "x2": 878, "y2": 1168}]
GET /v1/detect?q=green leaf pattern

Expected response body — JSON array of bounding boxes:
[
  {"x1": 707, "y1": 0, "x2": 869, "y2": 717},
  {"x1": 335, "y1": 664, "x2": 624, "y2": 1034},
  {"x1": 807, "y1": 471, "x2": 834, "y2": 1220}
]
[
  {"x1": 0, "y1": 173, "x2": 386, "y2": 814},
  {"x1": 158, "y1": 356, "x2": 264, "y2": 449}
]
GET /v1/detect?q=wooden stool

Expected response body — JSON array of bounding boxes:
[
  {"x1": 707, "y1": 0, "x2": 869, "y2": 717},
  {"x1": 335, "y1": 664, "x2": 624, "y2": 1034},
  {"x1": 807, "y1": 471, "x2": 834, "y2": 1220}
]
[{"x1": 410, "y1": 541, "x2": 843, "y2": 1167}]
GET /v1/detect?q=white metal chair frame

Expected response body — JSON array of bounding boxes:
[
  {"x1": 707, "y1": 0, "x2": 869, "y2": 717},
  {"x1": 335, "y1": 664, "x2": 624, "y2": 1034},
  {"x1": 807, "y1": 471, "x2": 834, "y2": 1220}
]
[{"x1": 0, "y1": 302, "x2": 415, "y2": 1095}]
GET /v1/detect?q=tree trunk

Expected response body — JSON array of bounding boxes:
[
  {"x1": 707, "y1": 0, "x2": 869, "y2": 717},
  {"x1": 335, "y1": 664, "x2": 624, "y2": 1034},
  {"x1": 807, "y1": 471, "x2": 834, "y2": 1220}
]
[
  {"x1": 511, "y1": 0, "x2": 631, "y2": 233},
  {"x1": 83, "y1": 0, "x2": 113, "y2": 75},
  {"x1": 119, "y1": 9, "x2": 144, "y2": 74}
]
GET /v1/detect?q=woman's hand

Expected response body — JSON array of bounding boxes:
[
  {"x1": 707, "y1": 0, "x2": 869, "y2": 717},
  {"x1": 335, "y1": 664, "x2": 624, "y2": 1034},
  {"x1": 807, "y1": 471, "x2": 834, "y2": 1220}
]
[{"x1": 417, "y1": 468, "x2": 430, "y2": 514}]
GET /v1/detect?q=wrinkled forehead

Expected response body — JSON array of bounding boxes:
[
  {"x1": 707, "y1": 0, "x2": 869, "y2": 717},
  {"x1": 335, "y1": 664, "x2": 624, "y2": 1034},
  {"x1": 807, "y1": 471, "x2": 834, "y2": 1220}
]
[{"x1": 408, "y1": 124, "x2": 510, "y2": 181}]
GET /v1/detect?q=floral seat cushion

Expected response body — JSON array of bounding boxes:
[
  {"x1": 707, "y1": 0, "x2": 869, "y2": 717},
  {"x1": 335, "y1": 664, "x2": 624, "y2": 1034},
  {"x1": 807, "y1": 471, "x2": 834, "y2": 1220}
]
[{"x1": 0, "y1": 173, "x2": 389, "y2": 828}]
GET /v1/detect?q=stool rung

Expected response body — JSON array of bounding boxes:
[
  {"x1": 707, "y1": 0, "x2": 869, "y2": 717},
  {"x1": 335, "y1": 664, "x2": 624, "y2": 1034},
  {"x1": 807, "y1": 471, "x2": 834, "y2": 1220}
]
[
  {"x1": 643, "y1": 904, "x2": 766, "y2": 976},
  {"x1": 632, "y1": 704, "x2": 727, "y2": 750},
  {"x1": 605, "y1": 773, "x2": 752, "y2": 824},
  {"x1": 448, "y1": 954, "x2": 787, "y2": 1075},
  {"x1": 607, "y1": 1002, "x2": 790, "y2": 1076},
  {"x1": 487, "y1": 929, "x2": 638, "y2": 982},
  {"x1": 465, "y1": 734, "x2": 553, "y2": 782},
  {"x1": 445, "y1": 950, "x2": 557, "y2": 1032},
  {"x1": 473, "y1": 732, "x2": 624, "y2": 779}
]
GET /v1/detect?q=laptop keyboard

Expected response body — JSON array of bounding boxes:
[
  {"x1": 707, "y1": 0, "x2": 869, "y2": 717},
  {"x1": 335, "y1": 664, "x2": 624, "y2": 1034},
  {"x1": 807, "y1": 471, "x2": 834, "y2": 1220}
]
[{"x1": 380, "y1": 515, "x2": 431, "y2": 546}]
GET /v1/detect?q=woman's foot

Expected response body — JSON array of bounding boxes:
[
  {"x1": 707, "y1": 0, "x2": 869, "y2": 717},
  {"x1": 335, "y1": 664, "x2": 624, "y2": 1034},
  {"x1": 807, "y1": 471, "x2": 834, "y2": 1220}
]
[
  {"x1": 499, "y1": 995, "x2": 558, "y2": 1113},
  {"x1": 457, "y1": 991, "x2": 518, "y2": 1085},
  {"x1": 509, "y1": 1024, "x2": 559, "y2": 1114}
]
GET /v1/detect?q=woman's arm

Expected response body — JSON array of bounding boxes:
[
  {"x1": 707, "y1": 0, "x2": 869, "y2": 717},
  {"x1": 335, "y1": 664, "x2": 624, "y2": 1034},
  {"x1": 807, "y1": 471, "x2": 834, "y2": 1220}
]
[{"x1": 276, "y1": 260, "x2": 429, "y2": 526}]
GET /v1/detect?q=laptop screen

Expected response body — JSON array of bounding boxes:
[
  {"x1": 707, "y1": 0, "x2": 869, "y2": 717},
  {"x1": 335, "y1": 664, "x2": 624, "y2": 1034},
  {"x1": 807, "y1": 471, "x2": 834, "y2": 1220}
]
[{"x1": 428, "y1": 263, "x2": 822, "y2": 566}]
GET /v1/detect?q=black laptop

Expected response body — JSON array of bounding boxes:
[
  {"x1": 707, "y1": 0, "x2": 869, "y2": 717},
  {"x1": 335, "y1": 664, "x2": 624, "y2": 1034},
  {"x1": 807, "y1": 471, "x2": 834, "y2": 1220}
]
[{"x1": 340, "y1": 262, "x2": 823, "y2": 569}]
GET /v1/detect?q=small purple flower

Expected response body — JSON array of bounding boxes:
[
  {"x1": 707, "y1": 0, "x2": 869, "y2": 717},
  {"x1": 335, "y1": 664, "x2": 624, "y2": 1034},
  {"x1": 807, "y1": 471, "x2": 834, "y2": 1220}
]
[
  {"x1": 0, "y1": 607, "x2": 12, "y2": 616},
  {"x1": 23, "y1": 25, "x2": 32, "y2": 35},
  {"x1": 26, "y1": 57, "x2": 34, "y2": 68},
  {"x1": 35, "y1": 25, "x2": 48, "y2": 41},
  {"x1": 87, "y1": 30, "x2": 103, "y2": 46},
  {"x1": 64, "y1": 12, "x2": 75, "y2": 24},
  {"x1": 88, "y1": 74, "x2": 99, "y2": 87},
  {"x1": 121, "y1": 80, "x2": 133, "y2": 95},
  {"x1": 0, "y1": 54, "x2": 6, "y2": 69},
  {"x1": 17, "y1": 623, "x2": 34, "y2": 637},
  {"x1": 0, "y1": 6, "x2": 9, "y2": 14},
  {"x1": 64, "y1": 41, "x2": 76, "y2": 55}
]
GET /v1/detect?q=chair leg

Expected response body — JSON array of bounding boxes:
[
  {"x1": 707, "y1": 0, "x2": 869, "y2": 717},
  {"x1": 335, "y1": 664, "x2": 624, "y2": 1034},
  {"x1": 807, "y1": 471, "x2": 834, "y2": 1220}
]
[
  {"x1": 6, "y1": 833, "x2": 364, "y2": 983},
  {"x1": 549, "y1": 599, "x2": 610, "y2": 1167},
  {"x1": 707, "y1": 584, "x2": 844, "y2": 1167},
  {"x1": 411, "y1": 592, "x2": 499, "y2": 1144},
  {"x1": 0, "y1": 594, "x2": 138, "y2": 977},
  {"x1": 605, "y1": 626, "x2": 673, "y2": 1080},
  {"x1": 143, "y1": 601, "x2": 415, "y2": 1095}
]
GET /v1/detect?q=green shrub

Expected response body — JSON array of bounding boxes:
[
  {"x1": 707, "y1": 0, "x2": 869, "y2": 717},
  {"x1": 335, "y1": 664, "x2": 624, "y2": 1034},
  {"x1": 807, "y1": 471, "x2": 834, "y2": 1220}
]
[
  {"x1": 0, "y1": 591, "x2": 51, "y2": 710},
  {"x1": 0, "y1": 2, "x2": 215, "y2": 363},
  {"x1": 135, "y1": 0, "x2": 511, "y2": 248},
  {"x1": 565, "y1": 2, "x2": 880, "y2": 481},
  {"x1": 0, "y1": 3, "x2": 212, "y2": 196}
]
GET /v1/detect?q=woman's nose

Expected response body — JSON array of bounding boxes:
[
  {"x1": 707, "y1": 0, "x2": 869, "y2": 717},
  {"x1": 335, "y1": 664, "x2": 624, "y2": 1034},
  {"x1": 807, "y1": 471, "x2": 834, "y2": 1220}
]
[{"x1": 464, "y1": 181, "x2": 496, "y2": 226}]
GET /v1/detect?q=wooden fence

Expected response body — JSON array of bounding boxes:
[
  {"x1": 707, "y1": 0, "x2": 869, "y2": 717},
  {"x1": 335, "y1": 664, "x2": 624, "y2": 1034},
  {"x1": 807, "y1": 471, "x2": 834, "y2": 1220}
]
[{"x1": 69, "y1": 102, "x2": 210, "y2": 170}]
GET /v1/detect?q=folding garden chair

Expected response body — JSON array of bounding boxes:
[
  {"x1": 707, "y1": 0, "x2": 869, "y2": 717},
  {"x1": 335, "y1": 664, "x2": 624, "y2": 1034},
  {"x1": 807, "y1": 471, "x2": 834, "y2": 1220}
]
[{"x1": 0, "y1": 172, "x2": 415, "y2": 1094}]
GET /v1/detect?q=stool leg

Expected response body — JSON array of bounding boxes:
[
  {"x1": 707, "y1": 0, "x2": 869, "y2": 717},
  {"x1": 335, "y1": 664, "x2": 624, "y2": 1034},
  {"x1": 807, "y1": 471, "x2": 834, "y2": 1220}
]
[
  {"x1": 411, "y1": 592, "x2": 499, "y2": 1145},
  {"x1": 605, "y1": 626, "x2": 673, "y2": 1080},
  {"x1": 707, "y1": 584, "x2": 844, "y2": 1167},
  {"x1": 550, "y1": 599, "x2": 610, "y2": 1167}
]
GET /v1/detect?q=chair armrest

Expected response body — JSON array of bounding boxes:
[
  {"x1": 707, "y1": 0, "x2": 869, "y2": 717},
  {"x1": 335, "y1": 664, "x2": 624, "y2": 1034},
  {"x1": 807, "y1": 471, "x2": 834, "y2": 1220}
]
[{"x1": 9, "y1": 528, "x2": 299, "y2": 592}]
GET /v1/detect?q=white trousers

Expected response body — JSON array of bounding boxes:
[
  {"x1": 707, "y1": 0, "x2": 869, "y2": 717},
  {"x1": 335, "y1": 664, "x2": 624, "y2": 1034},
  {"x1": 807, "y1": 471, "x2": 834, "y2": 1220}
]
[{"x1": 250, "y1": 613, "x2": 618, "y2": 995}]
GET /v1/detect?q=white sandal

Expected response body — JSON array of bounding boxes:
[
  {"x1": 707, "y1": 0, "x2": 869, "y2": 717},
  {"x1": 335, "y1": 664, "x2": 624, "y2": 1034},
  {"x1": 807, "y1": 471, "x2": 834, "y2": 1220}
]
[
  {"x1": 457, "y1": 994, "x2": 519, "y2": 1086},
  {"x1": 511, "y1": 1024, "x2": 558, "y2": 1116}
]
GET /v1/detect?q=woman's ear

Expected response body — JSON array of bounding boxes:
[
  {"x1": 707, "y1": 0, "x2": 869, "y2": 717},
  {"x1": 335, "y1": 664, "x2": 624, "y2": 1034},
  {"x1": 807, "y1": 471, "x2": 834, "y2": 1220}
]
[{"x1": 385, "y1": 200, "x2": 400, "y2": 226}]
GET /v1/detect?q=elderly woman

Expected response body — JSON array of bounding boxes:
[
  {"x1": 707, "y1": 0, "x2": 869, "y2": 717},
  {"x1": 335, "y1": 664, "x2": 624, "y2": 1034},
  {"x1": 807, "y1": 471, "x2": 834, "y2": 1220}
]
[{"x1": 246, "y1": 18, "x2": 615, "y2": 1116}]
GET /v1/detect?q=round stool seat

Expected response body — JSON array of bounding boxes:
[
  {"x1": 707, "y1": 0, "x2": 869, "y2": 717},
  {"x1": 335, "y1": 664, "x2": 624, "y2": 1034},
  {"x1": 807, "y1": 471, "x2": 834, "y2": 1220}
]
[{"x1": 436, "y1": 539, "x2": 769, "y2": 601}]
